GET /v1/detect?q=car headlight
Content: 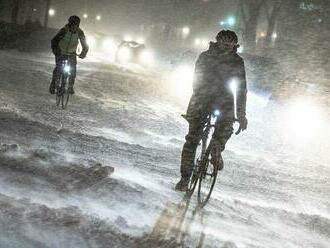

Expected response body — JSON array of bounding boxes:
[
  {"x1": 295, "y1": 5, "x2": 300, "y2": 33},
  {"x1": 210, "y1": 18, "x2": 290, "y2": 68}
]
[
  {"x1": 118, "y1": 47, "x2": 131, "y2": 61},
  {"x1": 283, "y1": 99, "x2": 325, "y2": 141},
  {"x1": 139, "y1": 50, "x2": 154, "y2": 65},
  {"x1": 102, "y1": 38, "x2": 116, "y2": 52}
]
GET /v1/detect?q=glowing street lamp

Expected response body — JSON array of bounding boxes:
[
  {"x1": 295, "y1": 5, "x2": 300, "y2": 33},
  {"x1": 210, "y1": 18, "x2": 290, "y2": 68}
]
[
  {"x1": 96, "y1": 15, "x2": 101, "y2": 21},
  {"x1": 83, "y1": 13, "x2": 88, "y2": 19},
  {"x1": 182, "y1": 26, "x2": 190, "y2": 36},
  {"x1": 227, "y1": 16, "x2": 236, "y2": 26},
  {"x1": 48, "y1": 9, "x2": 55, "y2": 16}
]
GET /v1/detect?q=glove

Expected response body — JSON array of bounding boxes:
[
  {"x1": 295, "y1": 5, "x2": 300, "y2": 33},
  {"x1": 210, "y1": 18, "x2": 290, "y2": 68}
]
[
  {"x1": 79, "y1": 52, "x2": 86, "y2": 59},
  {"x1": 235, "y1": 115, "x2": 248, "y2": 135}
]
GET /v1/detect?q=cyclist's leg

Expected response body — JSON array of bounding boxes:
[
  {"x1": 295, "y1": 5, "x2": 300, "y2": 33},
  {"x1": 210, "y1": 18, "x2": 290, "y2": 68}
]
[
  {"x1": 176, "y1": 119, "x2": 206, "y2": 191},
  {"x1": 180, "y1": 117, "x2": 207, "y2": 178},
  {"x1": 212, "y1": 118, "x2": 235, "y2": 170},
  {"x1": 50, "y1": 55, "x2": 62, "y2": 94}
]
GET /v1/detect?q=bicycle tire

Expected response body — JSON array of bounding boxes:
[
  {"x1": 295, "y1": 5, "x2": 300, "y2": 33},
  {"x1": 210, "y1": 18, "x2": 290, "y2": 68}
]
[
  {"x1": 62, "y1": 91, "x2": 70, "y2": 109},
  {"x1": 197, "y1": 142, "x2": 219, "y2": 208},
  {"x1": 186, "y1": 165, "x2": 199, "y2": 197},
  {"x1": 186, "y1": 131, "x2": 209, "y2": 197},
  {"x1": 61, "y1": 76, "x2": 70, "y2": 109},
  {"x1": 55, "y1": 80, "x2": 61, "y2": 106}
]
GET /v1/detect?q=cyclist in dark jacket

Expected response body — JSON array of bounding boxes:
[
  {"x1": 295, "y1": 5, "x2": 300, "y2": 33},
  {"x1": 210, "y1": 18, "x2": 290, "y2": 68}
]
[
  {"x1": 49, "y1": 15, "x2": 89, "y2": 95},
  {"x1": 175, "y1": 30, "x2": 248, "y2": 191}
]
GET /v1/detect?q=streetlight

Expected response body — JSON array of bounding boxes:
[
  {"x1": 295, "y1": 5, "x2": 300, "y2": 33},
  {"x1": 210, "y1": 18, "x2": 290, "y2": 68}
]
[
  {"x1": 83, "y1": 13, "x2": 88, "y2": 19},
  {"x1": 227, "y1": 16, "x2": 236, "y2": 26},
  {"x1": 48, "y1": 8, "x2": 55, "y2": 16},
  {"x1": 182, "y1": 26, "x2": 190, "y2": 35},
  {"x1": 182, "y1": 26, "x2": 190, "y2": 40},
  {"x1": 96, "y1": 15, "x2": 101, "y2": 21}
]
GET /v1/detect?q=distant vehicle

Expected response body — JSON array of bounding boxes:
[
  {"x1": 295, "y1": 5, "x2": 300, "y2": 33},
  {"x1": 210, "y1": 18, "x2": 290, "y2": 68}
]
[{"x1": 115, "y1": 41, "x2": 153, "y2": 65}]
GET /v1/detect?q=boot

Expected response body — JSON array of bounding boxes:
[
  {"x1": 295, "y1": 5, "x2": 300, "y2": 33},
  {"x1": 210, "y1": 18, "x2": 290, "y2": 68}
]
[
  {"x1": 211, "y1": 141, "x2": 224, "y2": 171},
  {"x1": 175, "y1": 177, "x2": 190, "y2": 192}
]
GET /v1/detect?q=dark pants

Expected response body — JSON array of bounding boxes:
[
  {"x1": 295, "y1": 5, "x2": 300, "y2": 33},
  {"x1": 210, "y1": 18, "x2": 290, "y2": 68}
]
[
  {"x1": 51, "y1": 54, "x2": 77, "y2": 87},
  {"x1": 180, "y1": 115, "x2": 234, "y2": 178}
]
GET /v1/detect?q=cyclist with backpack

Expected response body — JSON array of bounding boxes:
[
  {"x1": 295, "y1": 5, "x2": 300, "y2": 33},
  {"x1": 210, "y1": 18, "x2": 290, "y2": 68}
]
[
  {"x1": 175, "y1": 30, "x2": 248, "y2": 191},
  {"x1": 49, "y1": 15, "x2": 89, "y2": 95}
]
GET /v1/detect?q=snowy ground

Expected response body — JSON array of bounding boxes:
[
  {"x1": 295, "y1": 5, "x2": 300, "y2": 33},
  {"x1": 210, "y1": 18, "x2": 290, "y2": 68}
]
[{"x1": 0, "y1": 50, "x2": 329, "y2": 248}]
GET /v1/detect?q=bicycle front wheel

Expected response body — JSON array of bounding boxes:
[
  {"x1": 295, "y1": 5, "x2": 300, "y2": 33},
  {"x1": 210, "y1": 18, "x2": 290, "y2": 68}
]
[
  {"x1": 55, "y1": 82, "x2": 61, "y2": 106},
  {"x1": 197, "y1": 144, "x2": 219, "y2": 208},
  {"x1": 186, "y1": 133, "x2": 208, "y2": 197},
  {"x1": 61, "y1": 77, "x2": 70, "y2": 109}
]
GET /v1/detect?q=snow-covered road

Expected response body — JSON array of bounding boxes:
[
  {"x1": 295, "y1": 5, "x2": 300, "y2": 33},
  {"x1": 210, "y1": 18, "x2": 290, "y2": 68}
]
[{"x1": 0, "y1": 50, "x2": 329, "y2": 248}]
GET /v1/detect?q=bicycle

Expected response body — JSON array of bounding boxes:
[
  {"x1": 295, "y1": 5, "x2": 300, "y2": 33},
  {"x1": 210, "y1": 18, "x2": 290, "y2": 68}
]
[
  {"x1": 55, "y1": 56, "x2": 75, "y2": 109},
  {"x1": 185, "y1": 110, "x2": 223, "y2": 208}
]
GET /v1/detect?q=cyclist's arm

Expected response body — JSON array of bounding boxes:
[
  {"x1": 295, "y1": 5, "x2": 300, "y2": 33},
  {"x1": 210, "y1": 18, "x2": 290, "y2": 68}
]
[
  {"x1": 51, "y1": 28, "x2": 66, "y2": 55},
  {"x1": 236, "y1": 58, "x2": 247, "y2": 119},
  {"x1": 78, "y1": 29, "x2": 89, "y2": 58}
]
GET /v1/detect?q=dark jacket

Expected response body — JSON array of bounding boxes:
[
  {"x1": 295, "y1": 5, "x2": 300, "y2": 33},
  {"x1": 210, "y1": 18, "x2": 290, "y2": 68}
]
[
  {"x1": 51, "y1": 24, "x2": 89, "y2": 57},
  {"x1": 186, "y1": 42, "x2": 247, "y2": 120}
]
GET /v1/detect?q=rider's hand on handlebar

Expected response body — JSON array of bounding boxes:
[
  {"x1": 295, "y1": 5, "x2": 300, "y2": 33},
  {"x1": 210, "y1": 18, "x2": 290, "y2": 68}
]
[
  {"x1": 235, "y1": 115, "x2": 248, "y2": 135},
  {"x1": 79, "y1": 53, "x2": 86, "y2": 59}
]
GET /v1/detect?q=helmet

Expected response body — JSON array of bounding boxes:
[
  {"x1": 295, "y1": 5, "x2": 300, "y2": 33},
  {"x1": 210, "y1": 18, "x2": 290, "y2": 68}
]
[
  {"x1": 68, "y1": 15, "x2": 80, "y2": 26},
  {"x1": 216, "y1": 30, "x2": 238, "y2": 45}
]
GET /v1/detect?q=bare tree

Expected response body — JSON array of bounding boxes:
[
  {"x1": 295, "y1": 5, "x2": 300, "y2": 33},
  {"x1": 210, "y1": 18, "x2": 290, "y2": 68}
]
[
  {"x1": 238, "y1": 0, "x2": 265, "y2": 52},
  {"x1": 44, "y1": 0, "x2": 50, "y2": 28},
  {"x1": 11, "y1": 0, "x2": 20, "y2": 24},
  {"x1": 264, "y1": 0, "x2": 283, "y2": 47}
]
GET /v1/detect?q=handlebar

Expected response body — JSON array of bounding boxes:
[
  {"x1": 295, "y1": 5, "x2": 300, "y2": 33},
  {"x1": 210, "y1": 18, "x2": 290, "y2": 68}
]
[{"x1": 182, "y1": 114, "x2": 244, "y2": 135}]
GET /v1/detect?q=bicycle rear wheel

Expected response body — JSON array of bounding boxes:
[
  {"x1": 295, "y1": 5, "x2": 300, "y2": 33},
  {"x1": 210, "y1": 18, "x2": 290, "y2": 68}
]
[{"x1": 197, "y1": 142, "x2": 219, "y2": 208}]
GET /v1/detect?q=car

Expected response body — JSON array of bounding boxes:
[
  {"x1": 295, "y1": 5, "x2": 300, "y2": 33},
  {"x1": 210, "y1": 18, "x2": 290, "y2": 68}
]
[{"x1": 115, "y1": 40, "x2": 153, "y2": 65}]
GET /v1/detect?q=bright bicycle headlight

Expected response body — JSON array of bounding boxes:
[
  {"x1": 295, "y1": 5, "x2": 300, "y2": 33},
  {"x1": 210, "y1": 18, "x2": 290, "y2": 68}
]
[
  {"x1": 213, "y1": 109, "x2": 221, "y2": 117},
  {"x1": 64, "y1": 64, "x2": 71, "y2": 73}
]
